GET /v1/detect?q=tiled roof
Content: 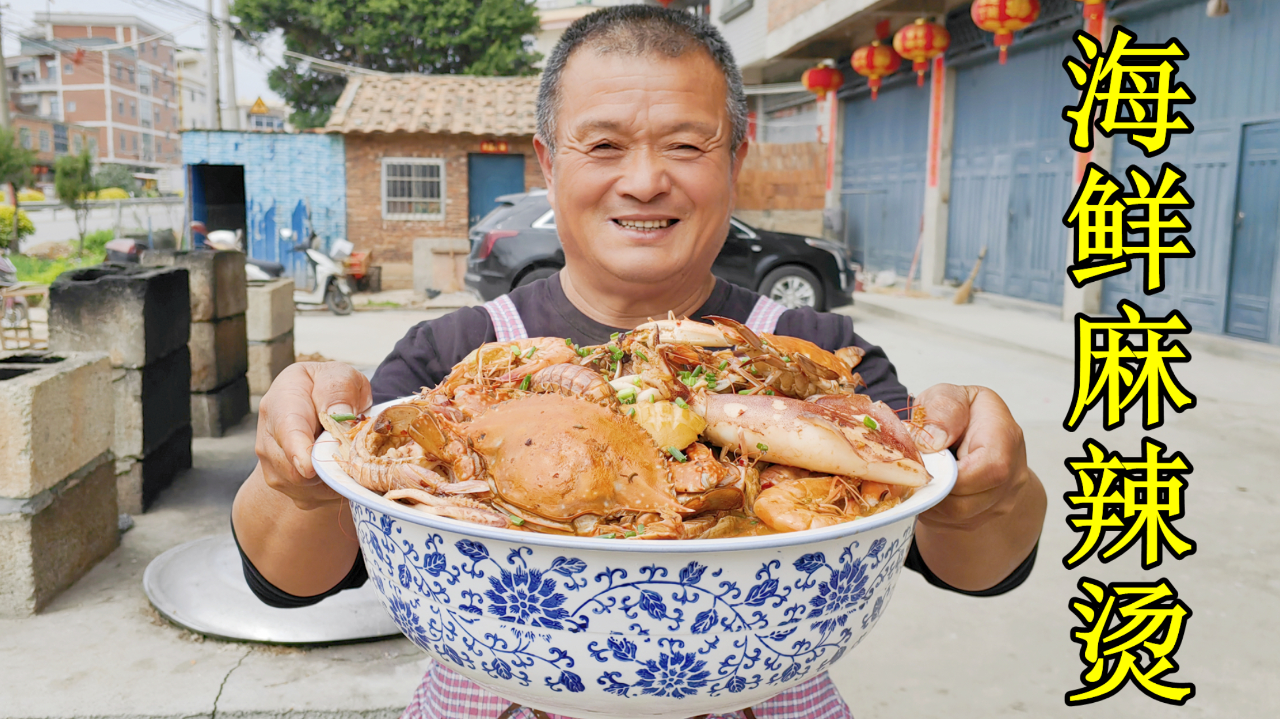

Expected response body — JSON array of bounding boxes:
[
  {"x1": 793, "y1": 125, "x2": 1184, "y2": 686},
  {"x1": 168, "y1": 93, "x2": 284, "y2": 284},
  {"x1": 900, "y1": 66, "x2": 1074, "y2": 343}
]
[{"x1": 325, "y1": 74, "x2": 540, "y2": 137}]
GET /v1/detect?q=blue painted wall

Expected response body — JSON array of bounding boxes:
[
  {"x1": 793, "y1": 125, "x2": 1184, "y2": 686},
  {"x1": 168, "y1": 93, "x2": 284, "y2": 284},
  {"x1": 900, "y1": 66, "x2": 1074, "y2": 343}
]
[{"x1": 182, "y1": 131, "x2": 347, "y2": 286}]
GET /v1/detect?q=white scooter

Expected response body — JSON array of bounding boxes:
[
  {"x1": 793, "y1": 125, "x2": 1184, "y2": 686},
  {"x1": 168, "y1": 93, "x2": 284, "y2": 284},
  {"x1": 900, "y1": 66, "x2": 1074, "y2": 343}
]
[{"x1": 207, "y1": 228, "x2": 355, "y2": 316}]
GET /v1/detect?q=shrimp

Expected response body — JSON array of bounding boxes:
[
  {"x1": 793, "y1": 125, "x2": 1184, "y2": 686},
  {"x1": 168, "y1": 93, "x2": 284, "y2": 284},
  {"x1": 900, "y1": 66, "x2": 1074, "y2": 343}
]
[{"x1": 753, "y1": 477, "x2": 864, "y2": 532}]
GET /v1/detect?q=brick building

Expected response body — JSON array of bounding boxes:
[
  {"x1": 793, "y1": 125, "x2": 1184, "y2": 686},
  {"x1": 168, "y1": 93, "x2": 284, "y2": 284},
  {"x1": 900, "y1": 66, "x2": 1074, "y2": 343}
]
[
  {"x1": 7, "y1": 114, "x2": 101, "y2": 190},
  {"x1": 325, "y1": 74, "x2": 544, "y2": 288},
  {"x1": 6, "y1": 13, "x2": 184, "y2": 188}
]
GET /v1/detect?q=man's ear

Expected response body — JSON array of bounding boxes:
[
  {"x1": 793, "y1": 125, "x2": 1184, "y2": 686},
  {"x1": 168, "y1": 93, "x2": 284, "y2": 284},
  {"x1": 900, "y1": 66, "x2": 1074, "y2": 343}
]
[
  {"x1": 533, "y1": 134, "x2": 555, "y2": 205},
  {"x1": 729, "y1": 138, "x2": 750, "y2": 185}
]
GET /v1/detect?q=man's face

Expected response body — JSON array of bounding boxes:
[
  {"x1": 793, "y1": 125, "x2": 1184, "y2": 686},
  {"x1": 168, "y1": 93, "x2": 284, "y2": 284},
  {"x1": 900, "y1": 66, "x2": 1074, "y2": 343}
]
[{"x1": 535, "y1": 47, "x2": 749, "y2": 288}]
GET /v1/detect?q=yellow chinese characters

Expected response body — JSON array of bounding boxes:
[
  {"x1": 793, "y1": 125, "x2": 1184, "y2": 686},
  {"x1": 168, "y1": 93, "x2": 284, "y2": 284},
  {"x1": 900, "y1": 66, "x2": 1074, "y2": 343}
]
[
  {"x1": 1067, "y1": 578, "x2": 1195, "y2": 706},
  {"x1": 1063, "y1": 26, "x2": 1195, "y2": 156},
  {"x1": 1063, "y1": 438, "x2": 1196, "y2": 569},
  {"x1": 1065, "y1": 163, "x2": 1195, "y2": 294},
  {"x1": 1066, "y1": 300, "x2": 1196, "y2": 431}
]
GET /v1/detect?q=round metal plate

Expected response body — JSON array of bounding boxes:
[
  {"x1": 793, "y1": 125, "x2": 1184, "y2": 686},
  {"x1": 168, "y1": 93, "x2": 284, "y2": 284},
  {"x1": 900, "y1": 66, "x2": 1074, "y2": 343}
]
[{"x1": 143, "y1": 534, "x2": 402, "y2": 645}]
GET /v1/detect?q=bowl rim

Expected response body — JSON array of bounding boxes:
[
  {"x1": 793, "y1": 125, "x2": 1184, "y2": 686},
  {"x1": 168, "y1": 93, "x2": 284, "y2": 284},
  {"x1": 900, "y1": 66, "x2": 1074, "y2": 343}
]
[{"x1": 312, "y1": 397, "x2": 958, "y2": 554}]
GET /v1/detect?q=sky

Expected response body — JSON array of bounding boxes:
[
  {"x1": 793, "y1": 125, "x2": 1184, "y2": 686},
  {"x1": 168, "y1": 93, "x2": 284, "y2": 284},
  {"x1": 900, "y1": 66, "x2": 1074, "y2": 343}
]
[{"x1": 5, "y1": 0, "x2": 284, "y2": 105}]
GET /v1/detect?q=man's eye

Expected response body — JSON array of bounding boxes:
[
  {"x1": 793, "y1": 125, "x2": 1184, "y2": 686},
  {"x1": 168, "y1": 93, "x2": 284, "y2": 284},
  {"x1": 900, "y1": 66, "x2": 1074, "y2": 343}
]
[{"x1": 592, "y1": 143, "x2": 616, "y2": 151}]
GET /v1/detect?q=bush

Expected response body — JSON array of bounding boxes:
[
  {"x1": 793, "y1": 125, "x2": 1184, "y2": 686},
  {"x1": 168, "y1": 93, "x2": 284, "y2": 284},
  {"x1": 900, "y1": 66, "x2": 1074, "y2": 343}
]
[
  {"x1": 89, "y1": 187, "x2": 130, "y2": 200},
  {"x1": 0, "y1": 206, "x2": 35, "y2": 249},
  {"x1": 93, "y1": 164, "x2": 138, "y2": 195},
  {"x1": 17, "y1": 189, "x2": 45, "y2": 202},
  {"x1": 9, "y1": 251, "x2": 105, "y2": 285},
  {"x1": 82, "y1": 229, "x2": 113, "y2": 256}
]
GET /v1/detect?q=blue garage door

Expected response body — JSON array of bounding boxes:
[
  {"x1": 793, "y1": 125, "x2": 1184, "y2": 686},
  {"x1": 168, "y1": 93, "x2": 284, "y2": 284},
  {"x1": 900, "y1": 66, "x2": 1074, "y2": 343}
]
[
  {"x1": 468, "y1": 154, "x2": 526, "y2": 228},
  {"x1": 945, "y1": 37, "x2": 1078, "y2": 305},
  {"x1": 1102, "y1": 0, "x2": 1280, "y2": 342},
  {"x1": 839, "y1": 79, "x2": 929, "y2": 276}
]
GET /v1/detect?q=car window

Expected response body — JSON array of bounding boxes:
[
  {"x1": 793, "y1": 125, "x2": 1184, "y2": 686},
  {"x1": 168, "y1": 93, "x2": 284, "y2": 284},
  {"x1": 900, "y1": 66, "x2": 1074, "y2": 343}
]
[
  {"x1": 728, "y1": 219, "x2": 751, "y2": 239},
  {"x1": 472, "y1": 203, "x2": 514, "y2": 233}
]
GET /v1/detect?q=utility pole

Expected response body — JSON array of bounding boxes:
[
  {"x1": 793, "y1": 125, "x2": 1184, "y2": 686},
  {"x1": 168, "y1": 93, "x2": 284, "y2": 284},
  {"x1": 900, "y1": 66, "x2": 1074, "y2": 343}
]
[
  {"x1": 219, "y1": 0, "x2": 239, "y2": 130},
  {"x1": 205, "y1": 0, "x2": 221, "y2": 130}
]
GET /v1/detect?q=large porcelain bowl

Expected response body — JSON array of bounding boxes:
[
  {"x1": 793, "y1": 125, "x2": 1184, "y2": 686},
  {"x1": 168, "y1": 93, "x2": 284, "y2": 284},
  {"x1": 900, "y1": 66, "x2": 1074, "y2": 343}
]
[{"x1": 313, "y1": 406, "x2": 957, "y2": 719}]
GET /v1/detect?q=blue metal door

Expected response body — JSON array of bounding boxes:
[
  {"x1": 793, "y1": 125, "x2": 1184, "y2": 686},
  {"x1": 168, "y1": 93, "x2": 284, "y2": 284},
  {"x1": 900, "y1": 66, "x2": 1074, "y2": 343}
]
[
  {"x1": 1225, "y1": 121, "x2": 1280, "y2": 341},
  {"x1": 840, "y1": 79, "x2": 929, "y2": 275},
  {"x1": 946, "y1": 37, "x2": 1077, "y2": 305},
  {"x1": 468, "y1": 154, "x2": 526, "y2": 228}
]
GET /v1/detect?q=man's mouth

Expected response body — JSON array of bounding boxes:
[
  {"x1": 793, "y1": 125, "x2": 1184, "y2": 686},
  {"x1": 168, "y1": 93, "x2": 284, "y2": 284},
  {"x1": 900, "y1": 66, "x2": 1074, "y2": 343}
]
[{"x1": 614, "y1": 219, "x2": 677, "y2": 231}]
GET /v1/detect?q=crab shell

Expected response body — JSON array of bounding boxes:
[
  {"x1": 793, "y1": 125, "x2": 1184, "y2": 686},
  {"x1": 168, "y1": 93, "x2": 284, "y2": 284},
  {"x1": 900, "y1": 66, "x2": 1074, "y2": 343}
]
[{"x1": 461, "y1": 393, "x2": 692, "y2": 523}]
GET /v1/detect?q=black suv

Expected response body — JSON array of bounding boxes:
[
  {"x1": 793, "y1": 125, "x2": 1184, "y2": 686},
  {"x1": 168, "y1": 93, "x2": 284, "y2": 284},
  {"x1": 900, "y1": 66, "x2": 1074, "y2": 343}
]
[{"x1": 464, "y1": 191, "x2": 853, "y2": 310}]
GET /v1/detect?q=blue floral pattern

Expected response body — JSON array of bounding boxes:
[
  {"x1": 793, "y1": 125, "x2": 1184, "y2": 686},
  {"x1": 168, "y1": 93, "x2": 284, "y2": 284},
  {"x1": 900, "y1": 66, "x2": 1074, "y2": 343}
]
[{"x1": 351, "y1": 503, "x2": 913, "y2": 710}]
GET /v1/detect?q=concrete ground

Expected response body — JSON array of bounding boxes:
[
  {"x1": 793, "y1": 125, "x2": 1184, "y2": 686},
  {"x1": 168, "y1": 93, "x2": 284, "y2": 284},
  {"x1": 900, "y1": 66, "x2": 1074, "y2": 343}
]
[{"x1": 2, "y1": 292, "x2": 1276, "y2": 718}]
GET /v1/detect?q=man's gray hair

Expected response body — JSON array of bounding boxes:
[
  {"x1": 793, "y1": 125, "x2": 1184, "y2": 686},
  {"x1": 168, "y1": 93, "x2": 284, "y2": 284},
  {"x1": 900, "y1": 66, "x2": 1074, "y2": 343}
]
[{"x1": 536, "y1": 5, "x2": 749, "y2": 157}]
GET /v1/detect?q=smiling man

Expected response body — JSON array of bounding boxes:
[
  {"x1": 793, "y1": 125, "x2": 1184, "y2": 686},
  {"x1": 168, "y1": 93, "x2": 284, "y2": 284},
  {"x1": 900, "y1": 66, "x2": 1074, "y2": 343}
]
[{"x1": 232, "y1": 6, "x2": 1046, "y2": 718}]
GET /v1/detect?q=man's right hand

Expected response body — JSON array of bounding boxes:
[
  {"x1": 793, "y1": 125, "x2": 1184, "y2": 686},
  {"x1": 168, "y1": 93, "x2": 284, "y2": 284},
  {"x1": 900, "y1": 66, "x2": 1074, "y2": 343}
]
[{"x1": 255, "y1": 361, "x2": 372, "y2": 510}]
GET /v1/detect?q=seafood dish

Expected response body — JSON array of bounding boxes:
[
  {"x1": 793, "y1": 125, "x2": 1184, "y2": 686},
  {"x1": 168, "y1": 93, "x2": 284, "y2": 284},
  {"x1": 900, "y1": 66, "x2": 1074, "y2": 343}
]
[{"x1": 319, "y1": 317, "x2": 931, "y2": 540}]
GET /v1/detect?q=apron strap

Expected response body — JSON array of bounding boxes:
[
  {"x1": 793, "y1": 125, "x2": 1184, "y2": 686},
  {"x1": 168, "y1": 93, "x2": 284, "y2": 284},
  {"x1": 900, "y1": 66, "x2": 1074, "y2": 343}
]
[
  {"x1": 745, "y1": 295, "x2": 788, "y2": 335},
  {"x1": 483, "y1": 295, "x2": 530, "y2": 342}
]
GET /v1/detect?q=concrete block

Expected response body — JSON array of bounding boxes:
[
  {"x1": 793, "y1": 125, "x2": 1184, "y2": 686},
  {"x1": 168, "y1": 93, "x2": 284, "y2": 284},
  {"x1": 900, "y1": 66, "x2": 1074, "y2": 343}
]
[
  {"x1": 111, "y1": 346, "x2": 191, "y2": 461},
  {"x1": 114, "y1": 424, "x2": 193, "y2": 515},
  {"x1": 248, "y1": 331, "x2": 295, "y2": 396},
  {"x1": 413, "y1": 238, "x2": 469, "y2": 295},
  {"x1": 191, "y1": 374, "x2": 250, "y2": 438},
  {"x1": 246, "y1": 279, "x2": 295, "y2": 342},
  {"x1": 0, "y1": 452, "x2": 118, "y2": 617},
  {"x1": 48, "y1": 264, "x2": 191, "y2": 369},
  {"x1": 189, "y1": 314, "x2": 248, "y2": 393},
  {"x1": 141, "y1": 249, "x2": 248, "y2": 322},
  {"x1": 0, "y1": 352, "x2": 113, "y2": 499}
]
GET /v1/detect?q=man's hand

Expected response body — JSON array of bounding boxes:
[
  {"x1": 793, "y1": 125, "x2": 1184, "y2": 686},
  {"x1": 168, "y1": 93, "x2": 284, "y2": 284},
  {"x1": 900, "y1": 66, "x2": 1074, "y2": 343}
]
[
  {"x1": 907, "y1": 384, "x2": 1047, "y2": 591},
  {"x1": 255, "y1": 362, "x2": 372, "y2": 511}
]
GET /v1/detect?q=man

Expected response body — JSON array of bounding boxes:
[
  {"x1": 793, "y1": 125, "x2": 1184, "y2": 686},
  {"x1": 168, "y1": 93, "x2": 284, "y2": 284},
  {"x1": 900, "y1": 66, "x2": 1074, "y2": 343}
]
[{"x1": 233, "y1": 6, "x2": 1046, "y2": 718}]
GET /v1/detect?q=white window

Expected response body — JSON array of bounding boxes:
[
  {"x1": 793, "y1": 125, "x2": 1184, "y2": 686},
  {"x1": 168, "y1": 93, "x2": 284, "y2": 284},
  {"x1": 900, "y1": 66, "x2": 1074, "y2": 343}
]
[
  {"x1": 64, "y1": 63, "x2": 74, "y2": 75},
  {"x1": 120, "y1": 134, "x2": 126, "y2": 150},
  {"x1": 39, "y1": 129, "x2": 50, "y2": 151},
  {"x1": 382, "y1": 158, "x2": 445, "y2": 220},
  {"x1": 67, "y1": 100, "x2": 77, "y2": 113}
]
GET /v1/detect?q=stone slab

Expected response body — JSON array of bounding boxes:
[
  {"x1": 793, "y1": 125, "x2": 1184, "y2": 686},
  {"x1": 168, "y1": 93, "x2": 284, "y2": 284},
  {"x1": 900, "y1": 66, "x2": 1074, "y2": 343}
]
[
  {"x1": 112, "y1": 346, "x2": 192, "y2": 461},
  {"x1": 114, "y1": 424, "x2": 193, "y2": 515},
  {"x1": 246, "y1": 278, "x2": 295, "y2": 342},
  {"x1": 48, "y1": 264, "x2": 191, "y2": 369},
  {"x1": 191, "y1": 374, "x2": 250, "y2": 438},
  {"x1": 0, "y1": 351, "x2": 113, "y2": 499},
  {"x1": 142, "y1": 248, "x2": 248, "y2": 322},
  {"x1": 248, "y1": 330, "x2": 295, "y2": 396},
  {"x1": 0, "y1": 452, "x2": 118, "y2": 617},
  {"x1": 412, "y1": 238, "x2": 469, "y2": 296},
  {"x1": 189, "y1": 314, "x2": 248, "y2": 393}
]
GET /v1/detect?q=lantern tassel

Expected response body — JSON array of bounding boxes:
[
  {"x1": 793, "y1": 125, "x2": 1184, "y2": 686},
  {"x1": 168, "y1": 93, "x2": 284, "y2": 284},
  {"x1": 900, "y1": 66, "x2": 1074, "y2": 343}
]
[{"x1": 999, "y1": 46, "x2": 1008, "y2": 64}]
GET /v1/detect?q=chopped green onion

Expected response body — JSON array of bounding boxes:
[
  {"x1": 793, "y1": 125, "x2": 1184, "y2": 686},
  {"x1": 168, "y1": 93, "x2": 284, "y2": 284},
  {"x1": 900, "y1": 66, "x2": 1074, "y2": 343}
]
[
  {"x1": 610, "y1": 332, "x2": 620, "y2": 341},
  {"x1": 649, "y1": 394, "x2": 657, "y2": 403},
  {"x1": 674, "y1": 397, "x2": 689, "y2": 409},
  {"x1": 692, "y1": 366, "x2": 705, "y2": 378},
  {"x1": 719, "y1": 360, "x2": 728, "y2": 370},
  {"x1": 617, "y1": 385, "x2": 637, "y2": 397},
  {"x1": 782, "y1": 356, "x2": 791, "y2": 362},
  {"x1": 632, "y1": 377, "x2": 642, "y2": 386},
  {"x1": 523, "y1": 346, "x2": 537, "y2": 358},
  {"x1": 756, "y1": 442, "x2": 769, "y2": 453},
  {"x1": 628, "y1": 407, "x2": 636, "y2": 416},
  {"x1": 763, "y1": 390, "x2": 775, "y2": 396},
  {"x1": 636, "y1": 351, "x2": 648, "y2": 362},
  {"x1": 625, "y1": 530, "x2": 637, "y2": 538},
  {"x1": 519, "y1": 375, "x2": 532, "y2": 391},
  {"x1": 738, "y1": 389, "x2": 751, "y2": 395},
  {"x1": 565, "y1": 338, "x2": 574, "y2": 346},
  {"x1": 329, "y1": 413, "x2": 358, "y2": 422},
  {"x1": 508, "y1": 514, "x2": 526, "y2": 526},
  {"x1": 620, "y1": 395, "x2": 637, "y2": 405},
  {"x1": 667, "y1": 446, "x2": 687, "y2": 462},
  {"x1": 863, "y1": 416, "x2": 879, "y2": 430},
  {"x1": 637, "y1": 524, "x2": 646, "y2": 534},
  {"x1": 600, "y1": 533, "x2": 616, "y2": 539}
]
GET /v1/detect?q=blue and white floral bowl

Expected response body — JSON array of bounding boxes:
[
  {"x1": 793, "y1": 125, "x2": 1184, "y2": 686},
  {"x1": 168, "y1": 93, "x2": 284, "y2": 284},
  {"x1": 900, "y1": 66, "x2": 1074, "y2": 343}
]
[{"x1": 314, "y1": 413, "x2": 957, "y2": 719}]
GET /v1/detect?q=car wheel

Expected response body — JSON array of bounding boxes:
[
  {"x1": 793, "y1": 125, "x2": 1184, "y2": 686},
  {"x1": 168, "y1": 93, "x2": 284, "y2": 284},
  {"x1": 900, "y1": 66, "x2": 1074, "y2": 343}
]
[
  {"x1": 515, "y1": 266, "x2": 559, "y2": 289},
  {"x1": 760, "y1": 266, "x2": 824, "y2": 310}
]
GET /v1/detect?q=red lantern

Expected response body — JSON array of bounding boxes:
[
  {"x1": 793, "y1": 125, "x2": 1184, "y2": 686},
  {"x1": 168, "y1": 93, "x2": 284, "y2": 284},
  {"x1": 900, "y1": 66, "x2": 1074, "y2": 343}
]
[
  {"x1": 655, "y1": 0, "x2": 675, "y2": 7},
  {"x1": 801, "y1": 65, "x2": 844, "y2": 100},
  {"x1": 851, "y1": 40, "x2": 901, "y2": 101},
  {"x1": 893, "y1": 18, "x2": 951, "y2": 86},
  {"x1": 1077, "y1": 0, "x2": 1105, "y2": 20},
  {"x1": 970, "y1": 0, "x2": 1041, "y2": 65}
]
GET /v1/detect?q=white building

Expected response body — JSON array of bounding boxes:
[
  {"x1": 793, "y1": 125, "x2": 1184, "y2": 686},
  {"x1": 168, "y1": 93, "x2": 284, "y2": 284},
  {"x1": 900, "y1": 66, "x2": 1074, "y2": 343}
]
[{"x1": 175, "y1": 49, "x2": 212, "y2": 130}]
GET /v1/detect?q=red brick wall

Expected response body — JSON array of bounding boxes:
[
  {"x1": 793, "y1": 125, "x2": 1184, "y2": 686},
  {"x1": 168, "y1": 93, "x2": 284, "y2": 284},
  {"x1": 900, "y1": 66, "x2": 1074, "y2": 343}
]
[{"x1": 344, "y1": 133, "x2": 545, "y2": 262}]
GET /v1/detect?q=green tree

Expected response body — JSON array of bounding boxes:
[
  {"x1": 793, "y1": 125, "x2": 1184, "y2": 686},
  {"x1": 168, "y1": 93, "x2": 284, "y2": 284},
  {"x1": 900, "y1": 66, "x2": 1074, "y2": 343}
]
[
  {"x1": 93, "y1": 163, "x2": 140, "y2": 196},
  {"x1": 54, "y1": 150, "x2": 98, "y2": 253},
  {"x1": 234, "y1": 0, "x2": 543, "y2": 128},
  {"x1": 0, "y1": 127, "x2": 38, "y2": 251}
]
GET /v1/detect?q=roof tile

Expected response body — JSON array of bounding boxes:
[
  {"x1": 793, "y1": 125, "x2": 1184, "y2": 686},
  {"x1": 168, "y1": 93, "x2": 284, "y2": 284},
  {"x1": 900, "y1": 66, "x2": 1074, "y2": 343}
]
[{"x1": 326, "y1": 74, "x2": 539, "y2": 136}]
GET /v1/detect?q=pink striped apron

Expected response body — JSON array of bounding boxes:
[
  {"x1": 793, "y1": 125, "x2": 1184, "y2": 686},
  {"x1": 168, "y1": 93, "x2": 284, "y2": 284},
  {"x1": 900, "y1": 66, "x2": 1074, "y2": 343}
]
[{"x1": 401, "y1": 293, "x2": 852, "y2": 719}]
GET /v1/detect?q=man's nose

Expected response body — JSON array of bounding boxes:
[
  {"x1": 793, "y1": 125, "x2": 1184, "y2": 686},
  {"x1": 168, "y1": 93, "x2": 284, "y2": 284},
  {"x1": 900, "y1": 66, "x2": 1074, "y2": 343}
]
[{"x1": 614, "y1": 147, "x2": 671, "y2": 203}]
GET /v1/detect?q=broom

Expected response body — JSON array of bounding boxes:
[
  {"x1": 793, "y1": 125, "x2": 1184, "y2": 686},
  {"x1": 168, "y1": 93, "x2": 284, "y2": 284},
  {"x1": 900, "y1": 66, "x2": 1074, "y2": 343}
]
[{"x1": 953, "y1": 245, "x2": 987, "y2": 305}]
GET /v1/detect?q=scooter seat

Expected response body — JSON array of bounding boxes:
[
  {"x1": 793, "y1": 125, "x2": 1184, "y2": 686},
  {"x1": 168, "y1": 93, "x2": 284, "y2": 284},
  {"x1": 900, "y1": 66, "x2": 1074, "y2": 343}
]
[{"x1": 247, "y1": 258, "x2": 286, "y2": 278}]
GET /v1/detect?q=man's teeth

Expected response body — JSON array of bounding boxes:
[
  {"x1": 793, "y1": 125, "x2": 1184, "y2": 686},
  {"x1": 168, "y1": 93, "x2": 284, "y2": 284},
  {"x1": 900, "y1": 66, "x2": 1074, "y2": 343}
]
[{"x1": 617, "y1": 219, "x2": 673, "y2": 230}]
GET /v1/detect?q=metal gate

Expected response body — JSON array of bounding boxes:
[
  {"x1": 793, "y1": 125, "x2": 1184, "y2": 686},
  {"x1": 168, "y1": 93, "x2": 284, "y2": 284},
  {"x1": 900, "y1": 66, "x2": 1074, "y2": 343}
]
[
  {"x1": 1102, "y1": 0, "x2": 1280, "y2": 342},
  {"x1": 839, "y1": 78, "x2": 929, "y2": 276},
  {"x1": 945, "y1": 37, "x2": 1079, "y2": 305}
]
